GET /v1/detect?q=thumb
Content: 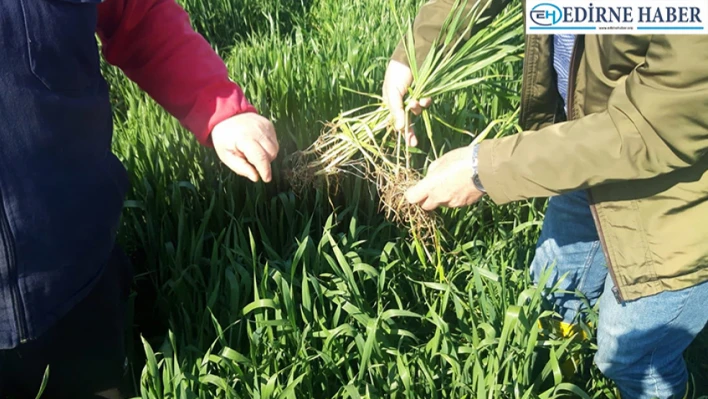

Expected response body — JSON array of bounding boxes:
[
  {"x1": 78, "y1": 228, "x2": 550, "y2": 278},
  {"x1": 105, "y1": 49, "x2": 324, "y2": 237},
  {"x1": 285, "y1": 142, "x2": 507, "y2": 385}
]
[{"x1": 405, "y1": 179, "x2": 431, "y2": 205}]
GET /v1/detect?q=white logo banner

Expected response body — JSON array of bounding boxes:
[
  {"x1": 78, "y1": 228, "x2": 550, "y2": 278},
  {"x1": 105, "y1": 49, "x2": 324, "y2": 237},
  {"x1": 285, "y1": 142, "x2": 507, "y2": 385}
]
[{"x1": 525, "y1": 0, "x2": 708, "y2": 34}]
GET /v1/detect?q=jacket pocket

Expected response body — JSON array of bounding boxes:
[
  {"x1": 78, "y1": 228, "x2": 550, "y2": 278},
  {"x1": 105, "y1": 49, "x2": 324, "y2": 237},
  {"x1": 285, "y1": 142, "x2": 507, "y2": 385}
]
[{"x1": 19, "y1": 0, "x2": 104, "y2": 95}]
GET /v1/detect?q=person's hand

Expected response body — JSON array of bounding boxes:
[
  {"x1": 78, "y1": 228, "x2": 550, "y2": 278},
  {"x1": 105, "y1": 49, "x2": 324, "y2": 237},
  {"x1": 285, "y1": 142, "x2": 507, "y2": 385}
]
[
  {"x1": 211, "y1": 112, "x2": 279, "y2": 183},
  {"x1": 405, "y1": 145, "x2": 484, "y2": 211},
  {"x1": 382, "y1": 60, "x2": 432, "y2": 147}
]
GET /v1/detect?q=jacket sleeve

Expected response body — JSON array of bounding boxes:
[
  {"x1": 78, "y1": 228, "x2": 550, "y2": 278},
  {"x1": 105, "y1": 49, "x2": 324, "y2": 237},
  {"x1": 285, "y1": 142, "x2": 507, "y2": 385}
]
[
  {"x1": 477, "y1": 35, "x2": 708, "y2": 204},
  {"x1": 96, "y1": 0, "x2": 258, "y2": 146},
  {"x1": 391, "y1": 0, "x2": 512, "y2": 67}
]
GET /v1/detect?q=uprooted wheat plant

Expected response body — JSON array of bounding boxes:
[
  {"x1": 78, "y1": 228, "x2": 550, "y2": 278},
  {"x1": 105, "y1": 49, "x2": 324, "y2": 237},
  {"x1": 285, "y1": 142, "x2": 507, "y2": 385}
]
[{"x1": 288, "y1": 0, "x2": 524, "y2": 243}]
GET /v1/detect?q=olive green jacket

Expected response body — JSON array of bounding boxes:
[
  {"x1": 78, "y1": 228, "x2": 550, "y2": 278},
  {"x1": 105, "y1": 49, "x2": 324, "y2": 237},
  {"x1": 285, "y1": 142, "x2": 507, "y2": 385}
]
[{"x1": 391, "y1": 0, "x2": 708, "y2": 302}]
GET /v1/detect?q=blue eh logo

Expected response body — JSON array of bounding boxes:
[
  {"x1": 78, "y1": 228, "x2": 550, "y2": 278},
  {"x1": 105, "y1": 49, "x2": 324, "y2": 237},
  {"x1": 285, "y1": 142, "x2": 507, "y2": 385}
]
[{"x1": 530, "y1": 3, "x2": 563, "y2": 26}]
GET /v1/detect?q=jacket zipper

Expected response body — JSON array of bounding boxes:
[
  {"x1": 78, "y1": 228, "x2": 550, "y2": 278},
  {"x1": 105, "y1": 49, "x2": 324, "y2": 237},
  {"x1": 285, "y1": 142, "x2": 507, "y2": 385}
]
[
  {"x1": 565, "y1": 35, "x2": 625, "y2": 304},
  {"x1": 0, "y1": 195, "x2": 28, "y2": 342}
]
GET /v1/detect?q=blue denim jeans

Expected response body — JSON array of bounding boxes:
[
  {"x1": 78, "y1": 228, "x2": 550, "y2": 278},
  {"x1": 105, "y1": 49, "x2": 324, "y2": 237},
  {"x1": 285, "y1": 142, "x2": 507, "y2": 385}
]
[{"x1": 530, "y1": 190, "x2": 708, "y2": 399}]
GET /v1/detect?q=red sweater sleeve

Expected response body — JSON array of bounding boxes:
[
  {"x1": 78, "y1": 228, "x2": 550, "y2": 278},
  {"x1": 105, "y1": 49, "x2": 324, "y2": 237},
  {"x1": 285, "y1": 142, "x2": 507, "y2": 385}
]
[{"x1": 96, "y1": 0, "x2": 258, "y2": 145}]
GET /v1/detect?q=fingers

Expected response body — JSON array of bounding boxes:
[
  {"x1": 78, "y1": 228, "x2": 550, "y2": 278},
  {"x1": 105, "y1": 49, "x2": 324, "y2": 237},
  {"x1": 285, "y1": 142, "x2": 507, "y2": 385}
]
[
  {"x1": 217, "y1": 149, "x2": 260, "y2": 182},
  {"x1": 409, "y1": 99, "x2": 425, "y2": 116},
  {"x1": 420, "y1": 197, "x2": 440, "y2": 212},
  {"x1": 393, "y1": 99, "x2": 417, "y2": 147},
  {"x1": 387, "y1": 94, "x2": 432, "y2": 147},
  {"x1": 384, "y1": 84, "x2": 407, "y2": 132},
  {"x1": 383, "y1": 60, "x2": 421, "y2": 147},
  {"x1": 406, "y1": 97, "x2": 431, "y2": 148},
  {"x1": 406, "y1": 128, "x2": 418, "y2": 147},
  {"x1": 386, "y1": 94, "x2": 423, "y2": 147},
  {"x1": 258, "y1": 124, "x2": 280, "y2": 160},
  {"x1": 406, "y1": 182, "x2": 441, "y2": 211},
  {"x1": 405, "y1": 179, "x2": 431, "y2": 205},
  {"x1": 407, "y1": 183, "x2": 443, "y2": 211},
  {"x1": 236, "y1": 139, "x2": 274, "y2": 182},
  {"x1": 410, "y1": 97, "x2": 432, "y2": 116},
  {"x1": 210, "y1": 113, "x2": 281, "y2": 184}
]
